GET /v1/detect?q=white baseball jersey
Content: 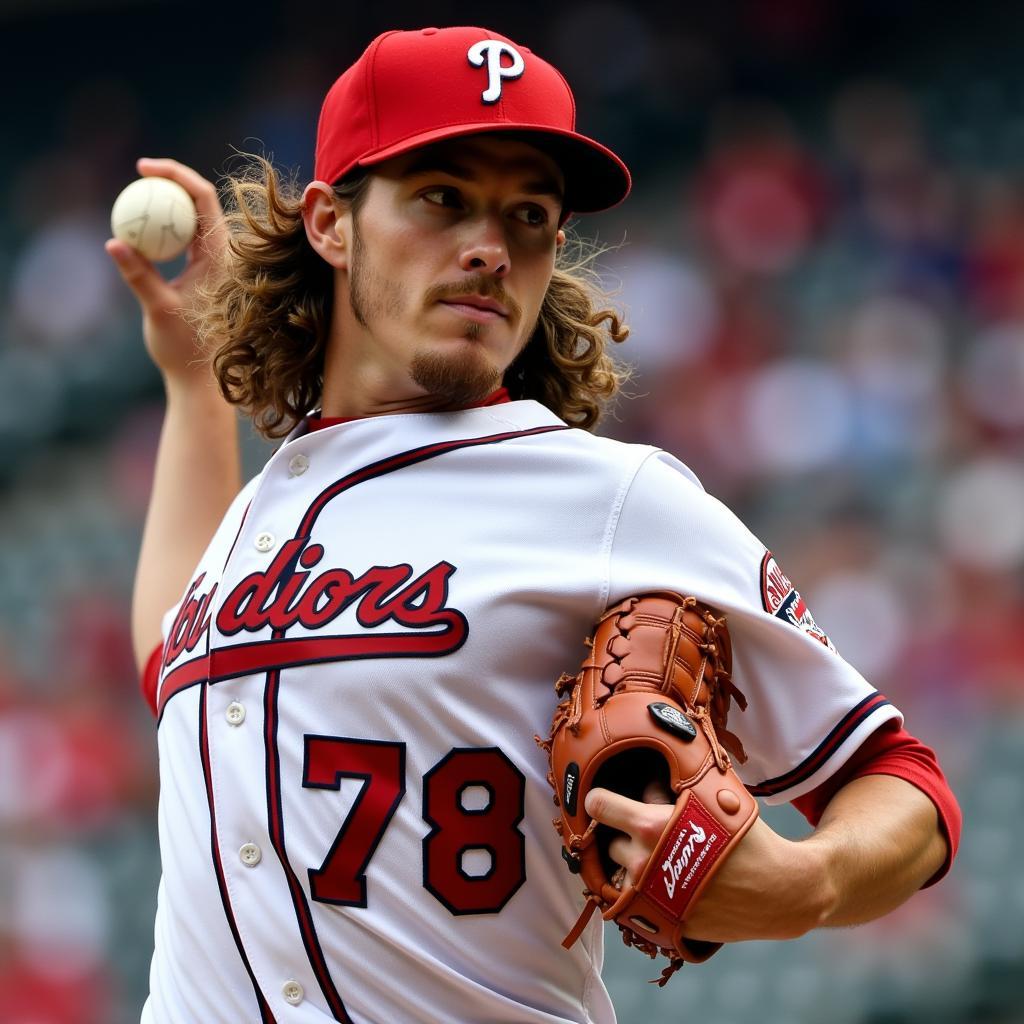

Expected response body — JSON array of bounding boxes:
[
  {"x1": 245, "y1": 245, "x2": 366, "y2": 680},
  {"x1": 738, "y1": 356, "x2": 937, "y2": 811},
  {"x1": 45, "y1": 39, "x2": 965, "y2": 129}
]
[{"x1": 143, "y1": 399, "x2": 900, "y2": 1024}]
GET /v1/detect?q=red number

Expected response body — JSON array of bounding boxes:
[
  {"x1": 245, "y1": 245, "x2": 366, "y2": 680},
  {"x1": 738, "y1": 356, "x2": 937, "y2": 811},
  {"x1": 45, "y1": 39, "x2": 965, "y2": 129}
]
[
  {"x1": 302, "y1": 735, "x2": 405, "y2": 906},
  {"x1": 422, "y1": 748, "x2": 526, "y2": 915},
  {"x1": 303, "y1": 741, "x2": 525, "y2": 914}
]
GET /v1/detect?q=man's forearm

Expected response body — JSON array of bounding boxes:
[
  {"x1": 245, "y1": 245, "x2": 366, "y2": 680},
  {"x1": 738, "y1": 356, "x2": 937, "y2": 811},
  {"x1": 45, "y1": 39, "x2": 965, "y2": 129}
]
[
  {"x1": 804, "y1": 773, "x2": 948, "y2": 927},
  {"x1": 131, "y1": 378, "x2": 240, "y2": 669}
]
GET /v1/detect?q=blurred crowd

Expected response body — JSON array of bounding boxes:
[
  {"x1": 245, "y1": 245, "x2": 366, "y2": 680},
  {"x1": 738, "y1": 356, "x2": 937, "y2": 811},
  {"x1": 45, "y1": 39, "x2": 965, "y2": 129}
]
[{"x1": 1, "y1": 3, "x2": 1022, "y2": 1022}]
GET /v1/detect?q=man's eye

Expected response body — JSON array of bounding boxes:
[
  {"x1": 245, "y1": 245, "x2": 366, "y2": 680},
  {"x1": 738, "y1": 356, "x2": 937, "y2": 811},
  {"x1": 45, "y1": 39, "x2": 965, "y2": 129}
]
[
  {"x1": 422, "y1": 188, "x2": 460, "y2": 208},
  {"x1": 513, "y1": 205, "x2": 549, "y2": 227}
]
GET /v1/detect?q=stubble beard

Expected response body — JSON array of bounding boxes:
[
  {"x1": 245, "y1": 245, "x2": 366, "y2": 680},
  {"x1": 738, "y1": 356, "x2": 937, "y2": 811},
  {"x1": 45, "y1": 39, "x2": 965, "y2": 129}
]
[
  {"x1": 408, "y1": 344, "x2": 502, "y2": 408},
  {"x1": 349, "y1": 222, "x2": 507, "y2": 407}
]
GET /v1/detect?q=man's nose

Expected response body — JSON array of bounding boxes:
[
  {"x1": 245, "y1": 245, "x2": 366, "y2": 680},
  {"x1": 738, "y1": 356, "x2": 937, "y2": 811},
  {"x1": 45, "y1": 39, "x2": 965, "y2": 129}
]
[{"x1": 459, "y1": 216, "x2": 510, "y2": 277}]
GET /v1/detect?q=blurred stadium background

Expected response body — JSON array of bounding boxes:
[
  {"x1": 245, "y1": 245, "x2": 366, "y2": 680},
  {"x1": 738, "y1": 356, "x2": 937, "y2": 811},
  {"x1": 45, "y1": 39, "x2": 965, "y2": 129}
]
[{"x1": 1, "y1": 1, "x2": 1022, "y2": 1021}]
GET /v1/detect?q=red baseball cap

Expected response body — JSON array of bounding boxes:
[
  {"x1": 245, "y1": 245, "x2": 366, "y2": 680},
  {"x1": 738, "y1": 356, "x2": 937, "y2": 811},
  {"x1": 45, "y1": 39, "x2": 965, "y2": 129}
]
[{"x1": 314, "y1": 26, "x2": 631, "y2": 215}]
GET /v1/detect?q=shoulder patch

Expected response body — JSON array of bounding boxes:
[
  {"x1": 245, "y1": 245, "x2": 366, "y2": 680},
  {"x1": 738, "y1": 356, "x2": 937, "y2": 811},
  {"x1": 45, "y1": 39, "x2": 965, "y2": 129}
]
[{"x1": 760, "y1": 551, "x2": 837, "y2": 653}]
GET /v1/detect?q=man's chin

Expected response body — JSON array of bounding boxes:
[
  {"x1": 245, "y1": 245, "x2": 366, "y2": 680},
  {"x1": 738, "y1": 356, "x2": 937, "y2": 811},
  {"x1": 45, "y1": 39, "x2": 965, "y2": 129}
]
[{"x1": 410, "y1": 347, "x2": 503, "y2": 409}]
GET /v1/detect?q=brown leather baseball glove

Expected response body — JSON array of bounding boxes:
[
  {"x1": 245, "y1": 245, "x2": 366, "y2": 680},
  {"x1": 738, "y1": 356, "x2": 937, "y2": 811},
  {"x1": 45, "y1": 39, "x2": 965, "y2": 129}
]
[{"x1": 538, "y1": 593, "x2": 758, "y2": 983}]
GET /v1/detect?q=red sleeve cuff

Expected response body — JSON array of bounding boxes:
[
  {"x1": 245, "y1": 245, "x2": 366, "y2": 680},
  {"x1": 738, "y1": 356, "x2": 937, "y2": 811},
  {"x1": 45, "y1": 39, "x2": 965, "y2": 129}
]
[
  {"x1": 140, "y1": 643, "x2": 162, "y2": 718},
  {"x1": 791, "y1": 720, "x2": 961, "y2": 886}
]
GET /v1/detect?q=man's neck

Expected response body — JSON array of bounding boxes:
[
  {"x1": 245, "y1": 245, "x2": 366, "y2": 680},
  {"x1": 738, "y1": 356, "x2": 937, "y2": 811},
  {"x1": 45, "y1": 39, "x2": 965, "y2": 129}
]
[
  {"x1": 319, "y1": 344, "x2": 436, "y2": 418},
  {"x1": 320, "y1": 391, "x2": 450, "y2": 418},
  {"x1": 312, "y1": 387, "x2": 510, "y2": 428}
]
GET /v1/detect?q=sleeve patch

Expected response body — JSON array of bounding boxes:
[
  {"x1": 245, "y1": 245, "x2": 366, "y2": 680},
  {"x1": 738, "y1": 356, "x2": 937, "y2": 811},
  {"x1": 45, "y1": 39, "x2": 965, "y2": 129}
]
[{"x1": 760, "y1": 551, "x2": 837, "y2": 653}]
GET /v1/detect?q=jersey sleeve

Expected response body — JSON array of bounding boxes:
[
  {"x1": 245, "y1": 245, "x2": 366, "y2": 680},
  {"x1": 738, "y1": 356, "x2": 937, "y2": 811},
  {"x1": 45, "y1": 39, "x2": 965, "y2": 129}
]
[
  {"x1": 792, "y1": 720, "x2": 962, "y2": 886},
  {"x1": 140, "y1": 642, "x2": 162, "y2": 718},
  {"x1": 606, "y1": 449, "x2": 902, "y2": 803}
]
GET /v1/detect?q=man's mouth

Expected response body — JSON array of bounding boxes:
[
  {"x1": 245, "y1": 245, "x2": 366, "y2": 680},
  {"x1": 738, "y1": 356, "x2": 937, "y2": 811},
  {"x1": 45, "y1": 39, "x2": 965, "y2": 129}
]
[{"x1": 438, "y1": 295, "x2": 510, "y2": 321}]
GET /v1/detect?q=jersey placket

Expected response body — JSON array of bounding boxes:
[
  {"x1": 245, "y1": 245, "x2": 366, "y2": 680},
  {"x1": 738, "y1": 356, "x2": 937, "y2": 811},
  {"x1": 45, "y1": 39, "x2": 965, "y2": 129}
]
[{"x1": 204, "y1": 439, "x2": 350, "y2": 1021}]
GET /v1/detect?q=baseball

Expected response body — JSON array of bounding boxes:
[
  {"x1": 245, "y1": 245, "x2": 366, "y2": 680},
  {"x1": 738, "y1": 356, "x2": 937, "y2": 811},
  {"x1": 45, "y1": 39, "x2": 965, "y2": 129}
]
[{"x1": 110, "y1": 176, "x2": 197, "y2": 262}]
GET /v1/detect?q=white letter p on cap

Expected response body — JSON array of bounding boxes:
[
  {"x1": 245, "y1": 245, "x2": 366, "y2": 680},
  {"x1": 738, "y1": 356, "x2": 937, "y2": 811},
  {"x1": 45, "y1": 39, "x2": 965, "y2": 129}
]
[{"x1": 467, "y1": 40, "x2": 526, "y2": 104}]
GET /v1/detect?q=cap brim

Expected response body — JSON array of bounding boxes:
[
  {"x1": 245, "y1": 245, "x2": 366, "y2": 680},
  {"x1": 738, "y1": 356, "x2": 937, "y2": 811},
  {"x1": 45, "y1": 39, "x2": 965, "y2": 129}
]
[{"x1": 356, "y1": 122, "x2": 631, "y2": 215}]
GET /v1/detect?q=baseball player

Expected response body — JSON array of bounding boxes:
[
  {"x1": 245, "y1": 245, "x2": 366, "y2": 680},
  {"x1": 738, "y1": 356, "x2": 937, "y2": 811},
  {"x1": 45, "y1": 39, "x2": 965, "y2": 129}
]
[{"x1": 106, "y1": 26, "x2": 960, "y2": 1024}]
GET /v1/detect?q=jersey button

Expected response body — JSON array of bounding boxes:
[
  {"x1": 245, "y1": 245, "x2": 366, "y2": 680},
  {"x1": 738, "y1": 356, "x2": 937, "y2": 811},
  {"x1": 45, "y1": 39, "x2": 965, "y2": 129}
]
[
  {"x1": 238, "y1": 843, "x2": 262, "y2": 867},
  {"x1": 282, "y1": 980, "x2": 304, "y2": 1005},
  {"x1": 254, "y1": 531, "x2": 276, "y2": 553},
  {"x1": 225, "y1": 702, "x2": 246, "y2": 726},
  {"x1": 288, "y1": 453, "x2": 310, "y2": 476}
]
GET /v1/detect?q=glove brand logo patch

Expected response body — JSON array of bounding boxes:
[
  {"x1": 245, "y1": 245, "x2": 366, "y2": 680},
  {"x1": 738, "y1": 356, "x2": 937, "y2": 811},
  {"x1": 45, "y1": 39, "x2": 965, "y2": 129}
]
[
  {"x1": 644, "y1": 796, "x2": 730, "y2": 918},
  {"x1": 648, "y1": 702, "x2": 697, "y2": 741},
  {"x1": 467, "y1": 40, "x2": 526, "y2": 104},
  {"x1": 563, "y1": 762, "x2": 580, "y2": 815},
  {"x1": 760, "y1": 552, "x2": 836, "y2": 653},
  {"x1": 661, "y1": 821, "x2": 706, "y2": 900}
]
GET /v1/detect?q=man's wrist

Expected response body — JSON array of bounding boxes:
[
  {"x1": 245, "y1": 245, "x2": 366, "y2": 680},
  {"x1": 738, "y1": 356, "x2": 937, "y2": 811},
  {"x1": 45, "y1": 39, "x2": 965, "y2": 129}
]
[{"x1": 164, "y1": 372, "x2": 232, "y2": 414}]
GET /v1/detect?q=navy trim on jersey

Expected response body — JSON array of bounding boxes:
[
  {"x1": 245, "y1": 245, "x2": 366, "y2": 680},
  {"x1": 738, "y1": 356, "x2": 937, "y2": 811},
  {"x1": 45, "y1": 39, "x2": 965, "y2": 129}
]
[
  {"x1": 264, "y1": 669, "x2": 354, "y2": 1021},
  {"x1": 198, "y1": 682, "x2": 276, "y2": 1023},
  {"x1": 223, "y1": 499, "x2": 252, "y2": 565},
  {"x1": 749, "y1": 692, "x2": 893, "y2": 798}
]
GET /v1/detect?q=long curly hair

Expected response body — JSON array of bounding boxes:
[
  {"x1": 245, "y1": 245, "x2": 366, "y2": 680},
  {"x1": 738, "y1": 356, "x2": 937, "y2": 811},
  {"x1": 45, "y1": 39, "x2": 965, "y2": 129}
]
[{"x1": 194, "y1": 156, "x2": 630, "y2": 438}]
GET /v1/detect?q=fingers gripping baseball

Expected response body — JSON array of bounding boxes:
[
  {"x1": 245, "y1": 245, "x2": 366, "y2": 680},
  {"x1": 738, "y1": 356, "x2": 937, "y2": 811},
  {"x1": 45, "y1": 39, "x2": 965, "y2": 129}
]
[{"x1": 107, "y1": 158, "x2": 228, "y2": 383}]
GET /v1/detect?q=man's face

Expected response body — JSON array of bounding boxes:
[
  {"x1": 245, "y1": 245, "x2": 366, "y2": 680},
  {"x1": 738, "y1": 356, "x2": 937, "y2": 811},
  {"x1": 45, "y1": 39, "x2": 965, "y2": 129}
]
[{"x1": 335, "y1": 135, "x2": 565, "y2": 408}]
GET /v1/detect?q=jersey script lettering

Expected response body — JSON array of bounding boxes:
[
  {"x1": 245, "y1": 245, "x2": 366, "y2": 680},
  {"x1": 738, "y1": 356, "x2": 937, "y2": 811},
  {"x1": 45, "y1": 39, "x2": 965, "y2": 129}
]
[{"x1": 164, "y1": 538, "x2": 466, "y2": 671}]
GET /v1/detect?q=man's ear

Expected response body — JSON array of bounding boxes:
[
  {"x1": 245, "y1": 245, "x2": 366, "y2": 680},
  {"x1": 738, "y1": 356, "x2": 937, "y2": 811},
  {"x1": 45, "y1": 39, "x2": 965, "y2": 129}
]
[{"x1": 302, "y1": 181, "x2": 350, "y2": 270}]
